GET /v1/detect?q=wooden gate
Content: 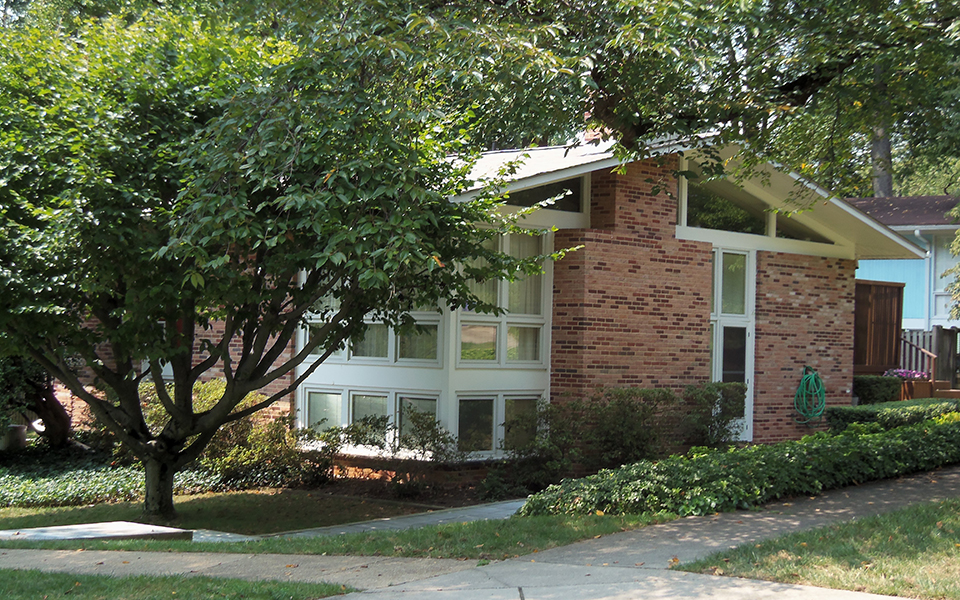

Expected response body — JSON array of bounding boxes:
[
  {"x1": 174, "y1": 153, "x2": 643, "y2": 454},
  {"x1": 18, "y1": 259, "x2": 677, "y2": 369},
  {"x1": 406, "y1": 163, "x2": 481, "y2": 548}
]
[{"x1": 854, "y1": 280, "x2": 904, "y2": 375}]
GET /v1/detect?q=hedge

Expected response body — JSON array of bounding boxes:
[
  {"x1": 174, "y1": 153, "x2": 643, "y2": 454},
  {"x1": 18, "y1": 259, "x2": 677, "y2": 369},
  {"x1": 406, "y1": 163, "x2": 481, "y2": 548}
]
[
  {"x1": 852, "y1": 375, "x2": 902, "y2": 404},
  {"x1": 826, "y1": 399, "x2": 960, "y2": 432},
  {"x1": 518, "y1": 414, "x2": 960, "y2": 517}
]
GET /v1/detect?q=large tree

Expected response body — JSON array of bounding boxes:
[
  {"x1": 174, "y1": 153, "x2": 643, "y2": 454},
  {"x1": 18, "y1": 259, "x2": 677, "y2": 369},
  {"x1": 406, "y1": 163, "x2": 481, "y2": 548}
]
[{"x1": 0, "y1": 4, "x2": 572, "y2": 519}]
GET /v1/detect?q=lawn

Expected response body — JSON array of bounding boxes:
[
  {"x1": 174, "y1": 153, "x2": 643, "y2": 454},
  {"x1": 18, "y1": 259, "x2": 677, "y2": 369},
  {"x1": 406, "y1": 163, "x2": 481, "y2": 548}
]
[
  {"x1": 0, "y1": 511, "x2": 677, "y2": 559},
  {"x1": 0, "y1": 488, "x2": 427, "y2": 535},
  {"x1": 0, "y1": 569, "x2": 351, "y2": 599},
  {"x1": 680, "y1": 498, "x2": 960, "y2": 600}
]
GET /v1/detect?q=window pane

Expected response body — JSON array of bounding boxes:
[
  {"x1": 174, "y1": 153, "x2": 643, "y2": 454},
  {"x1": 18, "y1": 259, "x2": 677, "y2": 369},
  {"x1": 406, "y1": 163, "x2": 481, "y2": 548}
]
[
  {"x1": 305, "y1": 324, "x2": 344, "y2": 357},
  {"x1": 722, "y1": 326, "x2": 747, "y2": 384},
  {"x1": 504, "y1": 178, "x2": 582, "y2": 212},
  {"x1": 307, "y1": 392, "x2": 341, "y2": 431},
  {"x1": 398, "y1": 396, "x2": 437, "y2": 437},
  {"x1": 504, "y1": 397, "x2": 538, "y2": 450},
  {"x1": 465, "y1": 238, "x2": 499, "y2": 311},
  {"x1": 397, "y1": 325, "x2": 438, "y2": 360},
  {"x1": 461, "y1": 324, "x2": 497, "y2": 360},
  {"x1": 687, "y1": 182, "x2": 766, "y2": 234},
  {"x1": 508, "y1": 234, "x2": 542, "y2": 315},
  {"x1": 507, "y1": 326, "x2": 540, "y2": 361},
  {"x1": 352, "y1": 394, "x2": 387, "y2": 423},
  {"x1": 458, "y1": 398, "x2": 493, "y2": 451},
  {"x1": 721, "y1": 252, "x2": 747, "y2": 315},
  {"x1": 352, "y1": 323, "x2": 389, "y2": 358}
]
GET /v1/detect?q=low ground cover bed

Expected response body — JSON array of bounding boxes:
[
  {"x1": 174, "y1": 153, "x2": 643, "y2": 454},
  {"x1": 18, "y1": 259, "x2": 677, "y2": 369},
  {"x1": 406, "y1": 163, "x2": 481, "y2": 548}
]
[
  {"x1": 519, "y1": 414, "x2": 960, "y2": 517},
  {"x1": 825, "y1": 398, "x2": 960, "y2": 432},
  {"x1": 680, "y1": 498, "x2": 960, "y2": 600}
]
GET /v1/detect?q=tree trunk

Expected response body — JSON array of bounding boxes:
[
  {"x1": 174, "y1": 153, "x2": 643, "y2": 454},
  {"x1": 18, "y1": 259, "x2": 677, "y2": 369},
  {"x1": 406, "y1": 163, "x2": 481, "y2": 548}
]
[
  {"x1": 871, "y1": 126, "x2": 893, "y2": 197},
  {"x1": 143, "y1": 458, "x2": 179, "y2": 522},
  {"x1": 27, "y1": 385, "x2": 72, "y2": 448}
]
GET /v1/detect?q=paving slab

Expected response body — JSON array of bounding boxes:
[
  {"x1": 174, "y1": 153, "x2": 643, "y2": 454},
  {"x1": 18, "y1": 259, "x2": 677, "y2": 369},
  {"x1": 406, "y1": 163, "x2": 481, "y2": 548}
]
[
  {"x1": 0, "y1": 548, "x2": 477, "y2": 590},
  {"x1": 0, "y1": 521, "x2": 192, "y2": 542}
]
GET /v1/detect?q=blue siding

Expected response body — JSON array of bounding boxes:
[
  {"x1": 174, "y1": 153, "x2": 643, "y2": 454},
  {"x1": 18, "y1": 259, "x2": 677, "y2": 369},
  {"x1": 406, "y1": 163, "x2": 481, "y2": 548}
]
[{"x1": 857, "y1": 259, "x2": 925, "y2": 319}]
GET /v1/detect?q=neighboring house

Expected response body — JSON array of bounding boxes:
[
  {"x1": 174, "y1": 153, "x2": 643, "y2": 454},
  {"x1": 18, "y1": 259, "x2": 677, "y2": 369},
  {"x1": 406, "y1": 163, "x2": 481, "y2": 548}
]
[
  {"x1": 849, "y1": 196, "x2": 960, "y2": 332},
  {"x1": 292, "y1": 141, "x2": 922, "y2": 451}
]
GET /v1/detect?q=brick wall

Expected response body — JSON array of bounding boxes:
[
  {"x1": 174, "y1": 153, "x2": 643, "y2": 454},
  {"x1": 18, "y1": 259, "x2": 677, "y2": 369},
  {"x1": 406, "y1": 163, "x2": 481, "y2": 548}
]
[
  {"x1": 551, "y1": 157, "x2": 714, "y2": 401},
  {"x1": 753, "y1": 252, "x2": 856, "y2": 442},
  {"x1": 550, "y1": 158, "x2": 857, "y2": 445}
]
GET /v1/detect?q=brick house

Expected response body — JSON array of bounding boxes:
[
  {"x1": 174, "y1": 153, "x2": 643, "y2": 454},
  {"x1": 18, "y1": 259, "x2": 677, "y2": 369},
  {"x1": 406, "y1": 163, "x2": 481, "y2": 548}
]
[{"x1": 288, "y1": 139, "x2": 922, "y2": 452}]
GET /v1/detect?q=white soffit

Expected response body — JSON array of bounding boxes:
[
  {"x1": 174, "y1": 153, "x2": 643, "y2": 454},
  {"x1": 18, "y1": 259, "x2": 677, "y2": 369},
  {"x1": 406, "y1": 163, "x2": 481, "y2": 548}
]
[{"x1": 686, "y1": 147, "x2": 925, "y2": 260}]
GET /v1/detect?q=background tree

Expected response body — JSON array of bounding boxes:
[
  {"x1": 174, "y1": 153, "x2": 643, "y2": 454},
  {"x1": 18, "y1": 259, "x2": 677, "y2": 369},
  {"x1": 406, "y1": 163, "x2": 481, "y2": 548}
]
[{"x1": 0, "y1": 4, "x2": 572, "y2": 519}]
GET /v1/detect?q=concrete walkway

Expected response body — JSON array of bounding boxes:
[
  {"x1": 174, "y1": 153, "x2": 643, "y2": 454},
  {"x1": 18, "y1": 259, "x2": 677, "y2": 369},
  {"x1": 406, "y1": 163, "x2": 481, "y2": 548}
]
[{"x1": 2, "y1": 465, "x2": 960, "y2": 599}]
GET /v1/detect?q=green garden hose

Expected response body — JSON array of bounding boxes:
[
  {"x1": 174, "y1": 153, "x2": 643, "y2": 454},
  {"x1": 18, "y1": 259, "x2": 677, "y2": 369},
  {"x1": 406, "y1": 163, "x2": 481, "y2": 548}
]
[{"x1": 794, "y1": 366, "x2": 826, "y2": 426}]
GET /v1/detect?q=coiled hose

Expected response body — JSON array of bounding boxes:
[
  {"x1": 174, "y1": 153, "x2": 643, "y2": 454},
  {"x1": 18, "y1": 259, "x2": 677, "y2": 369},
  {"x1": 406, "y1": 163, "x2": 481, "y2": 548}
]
[{"x1": 794, "y1": 366, "x2": 825, "y2": 426}]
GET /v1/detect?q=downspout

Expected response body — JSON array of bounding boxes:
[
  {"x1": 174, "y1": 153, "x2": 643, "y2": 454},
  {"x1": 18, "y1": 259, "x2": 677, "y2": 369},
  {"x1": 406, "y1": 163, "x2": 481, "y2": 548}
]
[{"x1": 913, "y1": 229, "x2": 931, "y2": 331}]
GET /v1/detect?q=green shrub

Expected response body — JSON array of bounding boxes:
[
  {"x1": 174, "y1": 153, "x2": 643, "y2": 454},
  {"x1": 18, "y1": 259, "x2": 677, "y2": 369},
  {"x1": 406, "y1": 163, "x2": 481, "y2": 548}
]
[
  {"x1": 682, "y1": 382, "x2": 747, "y2": 446},
  {"x1": 825, "y1": 399, "x2": 960, "y2": 432},
  {"x1": 481, "y1": 382, "x2": 745, "y2": 499},
  {"x1": 518, "y1": 414, "x2": 960, "y2": 517},
  {"x1": 853, "y1": 375, "x2": 901, "y2": 404}
]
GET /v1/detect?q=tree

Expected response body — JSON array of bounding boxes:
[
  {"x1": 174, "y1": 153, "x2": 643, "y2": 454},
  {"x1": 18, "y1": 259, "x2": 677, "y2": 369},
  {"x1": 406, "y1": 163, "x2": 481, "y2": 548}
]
[
  {"x1": 0, "y1": 5, "x2": 571, "y2": 519},
  {"x1": 0, "y1": 356, "x2": 72, "y2": 447}
]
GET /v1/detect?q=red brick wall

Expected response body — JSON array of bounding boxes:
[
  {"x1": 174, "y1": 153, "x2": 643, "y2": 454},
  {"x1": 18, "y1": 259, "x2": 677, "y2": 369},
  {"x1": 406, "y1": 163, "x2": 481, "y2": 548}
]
[
  {"x1": 551, "y1": 158, "x2": 714, "y2": 401},
  {"x1": 550, "y1": 158, "x2": 857, "y2": 445},
  {"x1": 753, "y1": 252, "x2": 856, "y2": 442}
]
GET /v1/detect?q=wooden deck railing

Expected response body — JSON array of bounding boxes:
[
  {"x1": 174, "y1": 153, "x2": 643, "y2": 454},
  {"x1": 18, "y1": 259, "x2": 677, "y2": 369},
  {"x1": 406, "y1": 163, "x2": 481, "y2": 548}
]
[{"x1": 900, "y1": 336, "x2": 937, "y2": 383}]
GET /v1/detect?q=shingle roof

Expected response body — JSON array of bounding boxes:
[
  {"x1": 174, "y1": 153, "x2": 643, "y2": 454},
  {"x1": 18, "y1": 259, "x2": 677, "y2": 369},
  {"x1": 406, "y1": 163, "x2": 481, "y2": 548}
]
[{"x1": 845, "y1": 196, "x2": 960, "y2": 227}]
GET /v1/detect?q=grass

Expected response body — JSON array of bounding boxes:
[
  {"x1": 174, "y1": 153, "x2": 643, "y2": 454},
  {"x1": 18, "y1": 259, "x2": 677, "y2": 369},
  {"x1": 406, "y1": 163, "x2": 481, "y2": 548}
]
[
  {"x1": 0, "y1": 488, "x2": 426, "y2": 535},
  {"x1": 680, "y1": 498, "x2": 960, "y2": 600},
  {"x1": 0, "y1": 511, "x2": 677, "y2": 559},
  {"x1": 0, "y1": 569, "x2": 351, "y2": 599}
]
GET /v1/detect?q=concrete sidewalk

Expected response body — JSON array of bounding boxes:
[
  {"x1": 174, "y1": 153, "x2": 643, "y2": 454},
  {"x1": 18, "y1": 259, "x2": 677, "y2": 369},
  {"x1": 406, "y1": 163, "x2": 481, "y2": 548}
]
[{"x1": 2, "y1": 465, "x2": 960, "y2": 599}]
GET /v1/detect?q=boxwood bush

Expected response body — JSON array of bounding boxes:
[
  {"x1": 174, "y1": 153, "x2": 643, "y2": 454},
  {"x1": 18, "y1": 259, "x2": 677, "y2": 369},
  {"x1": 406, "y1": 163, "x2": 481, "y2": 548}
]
[
  {"x1": 852, "y1": 375, "x2": 902, "y2": 404},
  {"x1": 518, "y1": 414, "x2": 960, "y2": 517},
  {"x1": 826, "y1": 399, "x2": 960, "y2": 432}
]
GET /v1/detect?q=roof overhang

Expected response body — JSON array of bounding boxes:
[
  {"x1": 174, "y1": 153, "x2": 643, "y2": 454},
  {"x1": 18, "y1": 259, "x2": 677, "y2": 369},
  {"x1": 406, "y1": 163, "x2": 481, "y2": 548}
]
[{"x1": 456, "y1": 140, "x2": 925, "y2": 261}]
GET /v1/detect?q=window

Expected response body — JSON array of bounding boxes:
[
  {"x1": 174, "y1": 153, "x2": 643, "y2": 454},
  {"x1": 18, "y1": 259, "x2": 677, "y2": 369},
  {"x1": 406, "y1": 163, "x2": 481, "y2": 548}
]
[
  {"x1": 351, "y1": 324, "x2": 389, "y2": 358},
  {"x1": 351, "y1": 393, "x2": 387, "y2": 423},
  {"x1": 687, "y1": 181, "x2": 765, "y2": 235},
  {"x1": 397, "y1": 396, "x2": 438, "y2": 437},
  {"x1": 458, "y1": 397, "x2": 494, "y2": 451},
  {"x1": 457, "y1": 393, "x2": 542, "y2": 454},
  {"x1": 503, "y1": 397, "x2": 538, "y2": 450},
  {"x1": 459, "y1": 233, "x2": 547, "y2": 366},
  {"x1": 504, "y1": 177, "x2": 583, "y2": 213},
  {"x1": 307, "y1": 391, "x2": 341, "y2": 432}
]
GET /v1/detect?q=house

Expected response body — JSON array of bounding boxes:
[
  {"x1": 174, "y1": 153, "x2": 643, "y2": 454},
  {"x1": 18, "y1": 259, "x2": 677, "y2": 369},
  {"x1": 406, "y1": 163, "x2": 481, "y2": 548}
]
[
  {"x1": 849, "y1": 196, "x2": 959, "y2": 332},
  {"x1": 291, "y1": 140, "x2": 923, "y2": 451}
]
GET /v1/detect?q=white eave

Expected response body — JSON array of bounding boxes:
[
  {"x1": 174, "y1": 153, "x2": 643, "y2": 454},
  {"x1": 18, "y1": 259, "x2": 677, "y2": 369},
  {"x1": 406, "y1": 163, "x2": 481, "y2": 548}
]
[{"x1": 457, "y1": 140, "x2": 924, "y2": 261}]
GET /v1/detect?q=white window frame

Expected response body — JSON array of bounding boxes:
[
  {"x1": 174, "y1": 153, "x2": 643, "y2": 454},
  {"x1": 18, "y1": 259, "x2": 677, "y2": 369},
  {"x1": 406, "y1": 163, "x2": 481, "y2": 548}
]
[
  {"x1": 709, "y1": 248, "x2": 756, "y2": 442},
  {"x1": 457, "y1": 234, "x2": 549, "y2": 369},
  {"x1": 455, "y1": 391, "x2": 544, "y2": 457}
]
